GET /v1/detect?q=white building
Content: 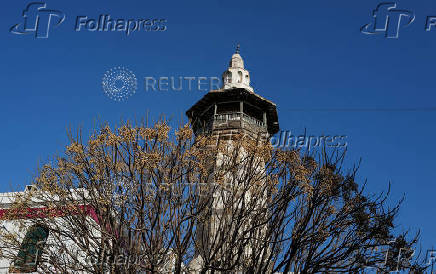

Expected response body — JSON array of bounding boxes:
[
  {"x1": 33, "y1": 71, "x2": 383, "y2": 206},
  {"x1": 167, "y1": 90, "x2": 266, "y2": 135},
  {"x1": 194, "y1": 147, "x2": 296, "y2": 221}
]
[{"x1": 0, "y1": 186, "x2": 98, "y2": 273}]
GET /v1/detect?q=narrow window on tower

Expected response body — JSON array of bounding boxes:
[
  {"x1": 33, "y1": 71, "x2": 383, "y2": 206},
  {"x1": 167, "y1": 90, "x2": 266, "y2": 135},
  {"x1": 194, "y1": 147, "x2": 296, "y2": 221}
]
[{"x1": 225, "y1": 72, "x2": 232, "y2": 84}]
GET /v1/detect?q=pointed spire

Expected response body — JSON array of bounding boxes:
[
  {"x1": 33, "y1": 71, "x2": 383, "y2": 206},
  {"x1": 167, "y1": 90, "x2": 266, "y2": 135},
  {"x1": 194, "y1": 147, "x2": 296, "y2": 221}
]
[
  {"x1": 222, "y1": 46, "x2": 254, "y2": 92},
  {"x1": 229, "y1": 46, "x2": 244, "y2": 69}
]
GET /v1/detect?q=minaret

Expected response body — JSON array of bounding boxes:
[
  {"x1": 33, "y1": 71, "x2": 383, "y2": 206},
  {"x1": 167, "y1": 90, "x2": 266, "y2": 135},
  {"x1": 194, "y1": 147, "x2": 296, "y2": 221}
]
[
  {"x1": 186, "y1": 47, "x2": 279, "y2": 272},
  {"x1": 186, "y1": 46, "x2": 279, "y2": 140}
]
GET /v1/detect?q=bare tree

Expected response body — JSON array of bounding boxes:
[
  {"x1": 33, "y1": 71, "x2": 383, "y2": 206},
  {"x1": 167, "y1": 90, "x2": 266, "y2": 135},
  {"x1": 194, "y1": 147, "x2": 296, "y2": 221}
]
[{"x1": 0, "y1": 120, "x2": 425, "y2": 273}]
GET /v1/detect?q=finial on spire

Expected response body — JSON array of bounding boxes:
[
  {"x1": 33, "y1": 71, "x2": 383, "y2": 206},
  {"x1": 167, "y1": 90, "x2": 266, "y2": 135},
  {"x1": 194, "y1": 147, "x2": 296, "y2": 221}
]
[{"x1": 235, "y1": 44, "x2": 240, "y2": 54}]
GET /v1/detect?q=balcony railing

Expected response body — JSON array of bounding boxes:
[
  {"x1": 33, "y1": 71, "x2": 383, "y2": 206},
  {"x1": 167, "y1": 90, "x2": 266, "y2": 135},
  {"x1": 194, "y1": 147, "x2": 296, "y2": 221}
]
[
  {"x1": 193, "y1": 112, "x2": 266, "y2": 136},
  {"x1": 214, "y1": 112, "x2": 265, "y2": 128}
]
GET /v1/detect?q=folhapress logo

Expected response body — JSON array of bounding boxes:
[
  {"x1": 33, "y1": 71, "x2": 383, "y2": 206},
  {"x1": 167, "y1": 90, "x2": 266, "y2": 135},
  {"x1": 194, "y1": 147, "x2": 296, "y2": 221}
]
[
  {"x1": 10, "y1": 2, "x2": 167, "y2": 39},
  {"x1": 10, "y1": 2, "x2": 65, "y2": 38},
  {"x1": 361, "y1": 2, "x2": 415, "y2": 39}
]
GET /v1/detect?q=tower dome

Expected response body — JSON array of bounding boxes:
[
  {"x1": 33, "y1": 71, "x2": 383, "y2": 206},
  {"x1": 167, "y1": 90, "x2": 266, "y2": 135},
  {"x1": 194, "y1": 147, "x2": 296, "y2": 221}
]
[
  {"x1": 229, "y1": 53, "x2": 244, "y2": 68},
  {"x1": 222, "y1": 45, "x2": 253, "y2": 92}
]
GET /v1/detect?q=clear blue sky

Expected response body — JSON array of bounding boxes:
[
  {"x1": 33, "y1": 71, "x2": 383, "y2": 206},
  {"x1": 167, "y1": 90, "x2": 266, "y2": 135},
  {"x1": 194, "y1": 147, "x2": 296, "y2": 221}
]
[{"x1": 1, "y1": 0, "x2": 435, "y2": 256}]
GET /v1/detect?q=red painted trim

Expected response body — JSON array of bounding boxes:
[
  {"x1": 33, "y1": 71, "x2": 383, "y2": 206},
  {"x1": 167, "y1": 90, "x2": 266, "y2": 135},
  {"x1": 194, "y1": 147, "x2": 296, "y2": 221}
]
[{"x1": 0, "y1": 205, "x2": 99, "y2": 223}]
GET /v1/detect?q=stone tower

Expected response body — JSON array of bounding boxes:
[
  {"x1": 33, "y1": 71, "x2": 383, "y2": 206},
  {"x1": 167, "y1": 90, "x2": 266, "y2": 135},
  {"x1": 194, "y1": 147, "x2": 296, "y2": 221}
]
[
  {"x1": 186, "y1": 46, "x2": 279, "y2": 141},
  {"x1": 186, "y1": 47, "x2": 279, "y2": 272}
]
